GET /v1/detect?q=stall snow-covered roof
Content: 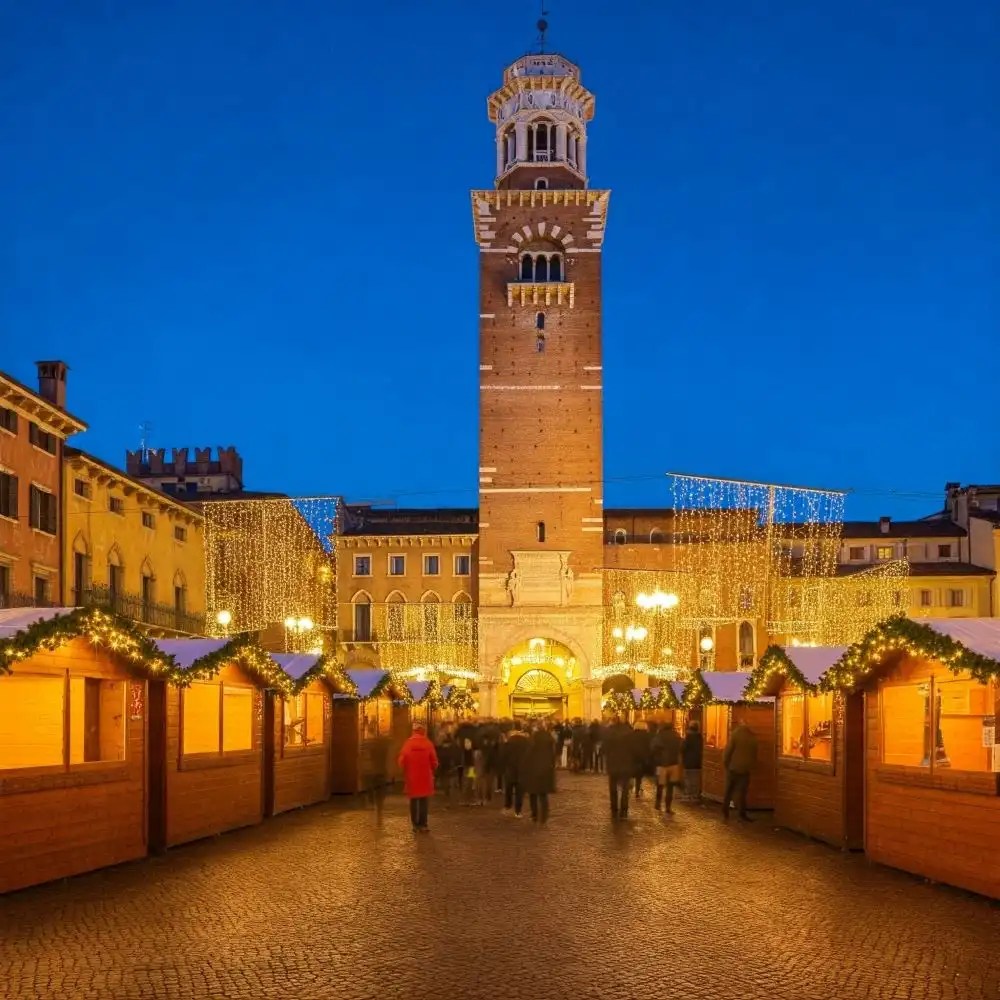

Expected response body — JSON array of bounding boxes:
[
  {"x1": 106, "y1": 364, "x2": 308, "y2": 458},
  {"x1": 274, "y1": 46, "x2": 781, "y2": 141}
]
[
  {"x1": 153, "y1": 637, "x2": 229, "y2": 669},
  {"x1": 684, "y1": 670, "x2": 772, "y2": 706},
  {"x1": 822, "y1": 616, "x2": 1000, "y2": 691},
  {"x1": 154, "y1": 635, "x2": 295, "y2": 695},
  {"x1": 0, "y1": 606, "x2": 74, "y2": 637},
  {"x1": 747, "y1": 645, "x2": 848, "y2": 699},
  {"x1": 346, "y1": 668, "x2": 389, "y2": 699}
]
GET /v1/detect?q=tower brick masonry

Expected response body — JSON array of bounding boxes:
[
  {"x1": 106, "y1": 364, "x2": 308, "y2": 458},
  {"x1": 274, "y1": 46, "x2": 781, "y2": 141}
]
[{"x1": 473, "y1": 50, "x2": 609, "y2": 717}]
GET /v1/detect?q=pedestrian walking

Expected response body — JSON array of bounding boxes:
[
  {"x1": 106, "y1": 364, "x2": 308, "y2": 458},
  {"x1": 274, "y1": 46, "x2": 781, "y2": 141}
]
[
  {"x1": 398, "y1": 723, "x2": 438, "y2": 832},
  {"x1": 603, "y1": 716, "x2": 633, "y2": 820},
  {"x1": 630, "y1": 719, "x2": 652, "y2": 799},
  {"x1": 722, "y1": 722, "x2": 758, "y2": 822},
  {"x1": 650, "y1": 721, "x2": 683, "y2": 814},
  {"x1": 680, "y1": 721, "x2": 703, "y2": 802},
  {"x1": 364, "y1": 733, "x2": 391, "y2": 820},
  {"x1": 522, "y1": 723, "x2": 556, "y2": 824},
  {"x1": 500, "y1": 721, "x2": 530, "y2": 817}
]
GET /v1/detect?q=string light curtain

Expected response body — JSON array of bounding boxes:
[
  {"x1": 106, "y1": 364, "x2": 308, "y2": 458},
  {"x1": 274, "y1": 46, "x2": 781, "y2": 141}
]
[
  {"x1": 203, "y1": 497, "x2": 339, "y2": 645},
  {"x1": 374, "y1": 602, "x2": 479, "y2": 681},
  {"x1": 670, "y1": 474, "x2": 846, "y2": 645},
  {"x1": 601, "y1": 568, "x2": 690, "y2": 682},
  {"x1": 819, "y1": 559, "x2": 910, "y2": 646}
]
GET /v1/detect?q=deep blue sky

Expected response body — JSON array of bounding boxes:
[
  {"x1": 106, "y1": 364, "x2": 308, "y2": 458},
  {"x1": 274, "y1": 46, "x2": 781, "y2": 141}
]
[{"x1": 2, "y1": 1, "x2": 997, "y2": 519}]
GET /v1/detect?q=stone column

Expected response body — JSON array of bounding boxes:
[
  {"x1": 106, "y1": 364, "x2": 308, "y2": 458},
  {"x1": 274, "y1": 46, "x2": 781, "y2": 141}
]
[
  {"x1": 567, "y1": 132, "x2": 577, "y2": 167},
  {"x1": 478, "y1": 679, "x2": 499, "y2": 718},
  {"x1": 496, "y1": 136, "x2": 505, "y2": 178},
  {"x1": 583, "y1": 679, "x2": 603, "y2": 721},
  {"x1": 515, "y1": 120, "x2": 528, "y2": 163},
  {"x1": 555, "y1": 123, "x2": 567, "y2": 162},
  {"x1": 577, "y1": 134, "x2": 587, "y2": 179}
]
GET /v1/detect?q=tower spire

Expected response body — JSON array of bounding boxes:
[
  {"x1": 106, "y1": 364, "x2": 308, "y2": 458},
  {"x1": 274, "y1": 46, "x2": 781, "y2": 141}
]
[{"x1": 536, "y1": 5, "x2": 549, "y2": 54}]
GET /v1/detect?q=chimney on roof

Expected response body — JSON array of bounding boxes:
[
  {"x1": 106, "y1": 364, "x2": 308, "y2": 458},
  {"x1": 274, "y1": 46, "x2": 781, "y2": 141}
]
[
  {"x1": 35, "y1": 360, "x2": 68, "y2": 409},
  {"x1": 879, "y1": 516, "x2": 891, "y2": 534}
]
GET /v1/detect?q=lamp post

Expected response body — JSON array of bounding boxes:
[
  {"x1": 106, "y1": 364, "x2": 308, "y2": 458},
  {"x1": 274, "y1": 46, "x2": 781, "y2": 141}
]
[
  {"x1": 283, "y1": 616, "x2": 314, "y2": 652},
  {"x1": 635, "y1": 591, "x2": 680, "y2": 680},
  {"x1": 215, "y1": 609, "x2": 232, "y2": 636}
]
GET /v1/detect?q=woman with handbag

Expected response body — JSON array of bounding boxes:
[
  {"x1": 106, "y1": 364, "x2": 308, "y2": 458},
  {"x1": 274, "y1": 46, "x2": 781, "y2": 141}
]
[{"x1": 651, "y1": 721, "x2": 683, "y2": 814}]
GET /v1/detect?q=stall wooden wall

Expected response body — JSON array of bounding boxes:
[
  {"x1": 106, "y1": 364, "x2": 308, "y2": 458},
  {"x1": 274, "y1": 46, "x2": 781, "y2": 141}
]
[
  {"x1": 864, "y1": 660, "x2": 1000, "y2": 900},
  {"x1": 270, "y1": 682, "x2": 332, "y2": 816},
  {"x1": 159, "y1": 663, "x2": 264, "y2": 848},
  {"x1": 0, "y1": 641, "x2": 147, "y2": 894},
  {"x1": 773, "y1": 690, "x2": 865, "y2": 850},
  {"x1": 329, "y1": 699, "x2": 361, "y2": 794},
  {"x1": 701, "y1": 704, "x2": 775, "y2": 810}
]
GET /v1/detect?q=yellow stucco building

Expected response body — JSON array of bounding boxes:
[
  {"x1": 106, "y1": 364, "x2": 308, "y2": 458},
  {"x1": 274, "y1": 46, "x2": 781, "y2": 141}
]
[{"x1": 63, "y1": 448, "x2": 205, "y2": 634}]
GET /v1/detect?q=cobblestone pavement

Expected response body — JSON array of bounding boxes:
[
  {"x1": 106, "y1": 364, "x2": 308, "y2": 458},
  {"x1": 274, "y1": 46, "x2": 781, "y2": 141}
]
[{"x1": 3, "y1": 774, "x2": 1000, "y2": 1000}]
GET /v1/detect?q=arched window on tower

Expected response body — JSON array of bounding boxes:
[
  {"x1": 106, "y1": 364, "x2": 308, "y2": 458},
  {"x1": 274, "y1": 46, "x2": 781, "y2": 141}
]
[
  {"x1": 537, "y1": 521, "x2": 546, "y2": 543},
  {"x1": 520, "y1": 255, "x2": 533, "y2": 281},
  {"x1": 534, "y1": 177, "x2": 548, "y2": 190},
  {"x1": 549, "y1": 255, "x2": 562, "y2": 281},
  {"x1": 536, "y1": 312, "x2": 546, "y2": 353},
  {"x1": 536, "y1": 312, "x2": 545, "y2": 330},
  {"x1": 535, "y1": 255, "x2": 548, "y2": 282}
]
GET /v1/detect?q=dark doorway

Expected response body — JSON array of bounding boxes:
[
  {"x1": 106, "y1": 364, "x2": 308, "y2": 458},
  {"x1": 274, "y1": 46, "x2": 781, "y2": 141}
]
[
  {"x1": 262, "y1": 694, "x2": 276, "y2": 817},
  {"x1": 147, "y1": 680, "x2": 167, "y2": 853},
  {"x1": 843, "y1": 690, "x2": 865, "y2": 850}
]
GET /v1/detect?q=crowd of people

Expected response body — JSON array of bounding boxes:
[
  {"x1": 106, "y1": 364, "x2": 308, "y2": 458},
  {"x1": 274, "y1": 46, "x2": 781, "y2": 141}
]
[{"x1": 396, "y1": 714, "x2": 759, "y2": 832}]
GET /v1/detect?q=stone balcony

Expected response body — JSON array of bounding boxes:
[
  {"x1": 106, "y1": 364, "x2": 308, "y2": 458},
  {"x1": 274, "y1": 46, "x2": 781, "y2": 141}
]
[{"x1": 507, "y1": 282, "x2": 575, "y2": 308}]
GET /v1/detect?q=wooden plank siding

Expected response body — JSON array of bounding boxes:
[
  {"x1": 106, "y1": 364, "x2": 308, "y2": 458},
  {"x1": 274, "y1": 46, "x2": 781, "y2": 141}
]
[
  {"x1": 773, "y1": 689, "x2": 865, "y2": 850},
  {"x1": 329, "y1": 699, "x2": 361, "y2": 794},
  {"x1": 0, "y1": 640, "x2": 147, "y2": 894},
  {"x1": 864, "y1": 657, "x2": 1000, "y2": 900},
  {"x1": 270, "y1": 681, "x2": 332, "y2": 816},
  {"x1": 160, "y1": 662, "x2": 264, "y2": 849},
  {"x1": 701, "y1": 704, "x2": 775, "y2": 810}
]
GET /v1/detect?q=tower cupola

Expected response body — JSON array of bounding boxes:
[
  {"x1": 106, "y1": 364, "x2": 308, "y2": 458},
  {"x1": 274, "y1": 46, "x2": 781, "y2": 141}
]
[{"x1": 487, "y1": 49, "x2": 595, "y2": 191}]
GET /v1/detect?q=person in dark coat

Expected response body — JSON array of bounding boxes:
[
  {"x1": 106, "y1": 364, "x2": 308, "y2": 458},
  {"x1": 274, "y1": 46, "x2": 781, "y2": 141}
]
[
  {"x1": 681, "y1": 721, "x2": 704, "y2": 802},
  {"x1": 603, "y1": 717, "x2": 634, "y2": 820},
  {"x1": 650, "y1": 722, "x2": 683, "y2": 813},
  {"x1": 521, "y1": 725, "x2": 557, "y2": 824},
  {"x1": 722, "y1": 722, "x2": 758, "y2": 821},
  {"x1": 500, "y1": 721, "x2": 530, "y2": 817},
  {"x1": 629, "y1": 721, "x2": 653, "y2": 799}
]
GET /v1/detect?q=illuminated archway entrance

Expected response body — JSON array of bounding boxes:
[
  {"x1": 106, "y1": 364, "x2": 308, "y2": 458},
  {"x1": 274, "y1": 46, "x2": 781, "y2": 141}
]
[
  {"x1": 501, "y1": 638, "x2": 576, "y2": 719},
  {"x1": 511, "y1": 668, "x2": 565, "y2": 719}
]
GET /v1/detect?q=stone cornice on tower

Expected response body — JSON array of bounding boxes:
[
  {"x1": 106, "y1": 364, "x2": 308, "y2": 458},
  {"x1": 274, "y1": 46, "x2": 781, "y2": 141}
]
[{"x1": 470, "y1": 188, "x2": 612, "y2": 250}]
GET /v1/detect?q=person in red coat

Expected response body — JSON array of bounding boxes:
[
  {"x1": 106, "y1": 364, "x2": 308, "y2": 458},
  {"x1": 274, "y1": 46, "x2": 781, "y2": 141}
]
[{"x1": 398, "y1": 723, "x2": 439, "y2": 832}]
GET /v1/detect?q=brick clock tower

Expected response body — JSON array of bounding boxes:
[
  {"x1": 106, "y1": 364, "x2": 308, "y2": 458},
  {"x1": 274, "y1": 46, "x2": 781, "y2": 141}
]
[{"x1": 472, "y1": 44, "x2": 609, "y2": 719}]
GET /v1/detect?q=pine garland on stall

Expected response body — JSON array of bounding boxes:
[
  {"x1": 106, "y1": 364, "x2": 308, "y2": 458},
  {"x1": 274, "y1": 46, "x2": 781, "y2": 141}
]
[
  {"x1": 745, "y1": 646, "x2": 818, "y2": 700},
  {"x1": 0, "y1": 607, "x2": 177, "y2": 681},
  {"x1": 820, "y1": 615, "x2": 1000, "y2": 692}
]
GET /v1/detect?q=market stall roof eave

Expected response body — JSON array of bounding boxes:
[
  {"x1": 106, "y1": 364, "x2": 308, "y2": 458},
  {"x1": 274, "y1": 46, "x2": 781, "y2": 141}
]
[
  {"x1": 0, "y1": 606, "x2": 177, "y2": 680},
  {"x1": 821, "y1": 616, "x2": 1000, "y2": 692},
  {"x1": 685, "y1": 669, "x2": 773, "y2": 706},
  {"x1": 749, "y1": 645, "x2": 848, "y2": 698}
]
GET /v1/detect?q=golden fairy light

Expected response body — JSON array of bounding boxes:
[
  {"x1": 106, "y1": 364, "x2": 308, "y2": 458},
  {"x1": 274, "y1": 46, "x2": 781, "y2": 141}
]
[
  {"x1": 202, "y1": 497, "x2": 338, "y2": 645},
  {"x1": 373, "y1": 601, "x2": 479, "y2": 681}
]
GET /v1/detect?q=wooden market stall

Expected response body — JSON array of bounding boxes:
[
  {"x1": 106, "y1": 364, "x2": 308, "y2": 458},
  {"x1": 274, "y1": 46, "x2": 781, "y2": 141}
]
[
  {"x1": 635, "y1": 685, "x2": 685, "y2": 728},
  {"x1": 329, "y1": 669, "x2": 394, "y2": 795},
  {"x1": 148, "y1": 637, "x2": 285, "y2": 850},
  {"x1": 828, "y1": 618, "x2": 1000, "y2": 899},
  {"x1": 686, "y1": 670, "x2": 775, "y2": 810},
  {"x1": 265, "y1": 653, "x2": 348, "y2": 816},
  {"x1": 748, "y1": 645, "x2": 864, "y2": 849},
  {"x1": 0, "y1": 607, "x2": 172, "y2": 894}
]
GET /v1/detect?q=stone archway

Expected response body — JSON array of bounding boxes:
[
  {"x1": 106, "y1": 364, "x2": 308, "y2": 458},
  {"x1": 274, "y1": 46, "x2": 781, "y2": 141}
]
[{"x1": 510, "y1": 667, "x2": 565, "y2": 720}]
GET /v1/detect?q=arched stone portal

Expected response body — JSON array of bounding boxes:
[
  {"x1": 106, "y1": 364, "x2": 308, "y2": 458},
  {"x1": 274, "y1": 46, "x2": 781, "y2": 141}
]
[
  {"x1": 498, "y1": 638, "x2": 582, "y2": 720},
  {"x1": 511, "y1": 668, "x2": 564, "y2": 719}
]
